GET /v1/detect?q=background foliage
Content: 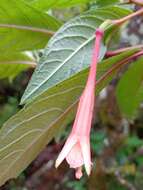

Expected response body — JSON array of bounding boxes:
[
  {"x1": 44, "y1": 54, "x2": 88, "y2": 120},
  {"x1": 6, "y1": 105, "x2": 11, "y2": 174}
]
[{"x1": 0, "y1": 0, "x2": 143, "y2": 189}]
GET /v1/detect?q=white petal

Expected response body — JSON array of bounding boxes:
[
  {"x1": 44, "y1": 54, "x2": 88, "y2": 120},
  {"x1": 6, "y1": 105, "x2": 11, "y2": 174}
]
[
  {"x1": 55, "y1": 134, "x2": 77, "y2": 168},
  {"x1": 80, "y1": 137, "x2": 91, "y2": 176}
]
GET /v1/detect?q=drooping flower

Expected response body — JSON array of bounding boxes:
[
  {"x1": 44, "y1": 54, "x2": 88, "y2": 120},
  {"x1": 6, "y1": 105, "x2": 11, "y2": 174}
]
[{"x1": 55, "y1": 28, "x2": 104, "y2": 179}]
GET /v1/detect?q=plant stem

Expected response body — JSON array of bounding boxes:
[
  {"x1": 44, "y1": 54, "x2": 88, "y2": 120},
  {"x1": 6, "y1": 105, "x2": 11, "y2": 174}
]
[
  {"x1": 129, "y1": 0, "x2": 143, "y2": 5},
  {"x1": 118, "y1": 0, "x2": 131, "y2": 5},
  {"x1": 115, "y1": 171, "x2": 137, "y2": 190},
  {"x1": 105, "y1": 45, "x2": 143, "y2": 57},
  {"x1": 112, "y1": 7, "x2": 143, "y2": 25}
]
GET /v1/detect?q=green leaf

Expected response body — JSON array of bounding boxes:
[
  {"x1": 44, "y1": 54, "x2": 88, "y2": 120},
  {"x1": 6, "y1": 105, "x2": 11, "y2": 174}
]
[
  {"x1": 0, "y1": 53, "x2": 35, "y2": 79},
  {"x1": 127, "y1": 136, "x2": 143, "y2": 148},
  {"x1": 30, "y1": 0, "x2": 91, "y2": 11},
  {"x1": 0, "y1": 0, "x2": 61, "y2": 53},
  {"x1": 21, "y1": 6, "x2": 131, "y2": 104},
  {"x1": 116, "y1": 57, "x2": 143, "y2": 118},
  {"x1": 96, "y1": 0, "x2": 119, "y2": 7},
  {"x1": 0, "y1": 49, "x2": 137, "y2": 185}
]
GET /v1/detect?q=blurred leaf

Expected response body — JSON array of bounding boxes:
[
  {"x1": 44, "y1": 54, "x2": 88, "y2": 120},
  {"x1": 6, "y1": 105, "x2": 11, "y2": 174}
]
[
  {"x1": 0, "y1": 53, "x2": 35, "y2": 79},
  {"x1": 0, "y1": 98, "x2": 19, "y2": 127},
  {"x1": 0, "y1": 50, "x2": 137, "y2": 185},
  {"x1": 107, "y1": 176, "x2": 127, "y2": 190},
  {"x1": 91, "y1": 130, "x2": 106, "y2": 154},
  {"x1": 136, "y1": 157, "x2": 143, "y2": 165},
  {"x1": 116, "y1": 57, "x2": 143, "y2": 118},
  {"x1": 21, "y1": 6, "x2": 131, "y2": 104},
  {"x1": 29, "y1": 0, "x2": 121, "y2": 10},
  {"x1": 30, "y1": 0, "x2": 91, "y2": 11},
  {"x1": 135, "y1": 172, "x2": 143, "y2": 190},
  {"x1": 96, "y1": 0, "x2": 119, "y2": 7},
  {"x1": 120, "y1": 164, "x2": 136, "y2": 175},
  {"x1": 0, "y1": 0, "x2": 61, "y2": 53},
  {"x1": 127, "y1": 136, "x2": 143, "y2": 148},
  {"x1": 66, "y1": 179, "x2": 86, "y2": 190}
]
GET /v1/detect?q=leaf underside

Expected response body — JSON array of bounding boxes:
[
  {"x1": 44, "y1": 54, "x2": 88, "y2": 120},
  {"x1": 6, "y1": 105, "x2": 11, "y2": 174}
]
[{"x1": 21, "y1": 6, "x2": 131, "y2": 104}]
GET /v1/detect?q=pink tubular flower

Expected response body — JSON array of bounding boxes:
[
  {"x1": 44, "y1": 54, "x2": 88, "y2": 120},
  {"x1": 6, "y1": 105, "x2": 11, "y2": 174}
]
[{"x1": 55, "y1": 29, "x2": 104, "y2": 179}]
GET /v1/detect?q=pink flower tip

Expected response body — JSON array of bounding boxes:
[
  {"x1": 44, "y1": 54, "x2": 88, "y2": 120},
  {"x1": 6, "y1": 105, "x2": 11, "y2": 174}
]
[
  {"x1": 75, "y1": 167, "x2": 83, "y2": 179},
  {"x1": 55, "y1": 134, "x2": 92, "y2": 178}
]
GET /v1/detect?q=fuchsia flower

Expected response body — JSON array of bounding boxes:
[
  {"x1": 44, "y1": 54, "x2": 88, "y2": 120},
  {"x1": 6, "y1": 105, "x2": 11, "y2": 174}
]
[{"x1": 55, "y1": 29, "x2": 104, "y2": 179}]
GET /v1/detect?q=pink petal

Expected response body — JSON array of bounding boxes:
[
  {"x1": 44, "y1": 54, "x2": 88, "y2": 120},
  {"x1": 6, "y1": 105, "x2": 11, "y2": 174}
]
[
  {"x1": 75, "y1": 167, "x2": 83, "y2": 179},
  {"x1": 55, "y1": 134, "x2": 77, "y2": 168},
  {"x1": 72, "y1": 86, "x2": 95, "y2": 136},
  {"x1": 66, "y1": 142, "x2": 84, "y2": 168}
]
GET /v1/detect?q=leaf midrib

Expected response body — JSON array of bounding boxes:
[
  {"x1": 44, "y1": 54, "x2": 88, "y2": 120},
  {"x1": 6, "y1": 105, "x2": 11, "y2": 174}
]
[
  {"x1": 0, "y1": 23, "x2": 55, "y2": 35},
  {"x1": 0, "y1": 61, "x2": 36, "y2": 67}
]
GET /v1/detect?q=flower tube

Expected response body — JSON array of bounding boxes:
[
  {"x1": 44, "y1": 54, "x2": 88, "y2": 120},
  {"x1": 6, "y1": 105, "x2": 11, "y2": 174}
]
[{"x1": 56, "y1": 29, "x2": 104, "y2": 179}]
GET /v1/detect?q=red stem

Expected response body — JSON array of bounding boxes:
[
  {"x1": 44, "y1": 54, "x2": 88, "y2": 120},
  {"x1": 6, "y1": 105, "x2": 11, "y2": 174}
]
[
  {"x1": 112, "y1": 8, "x2": 143, "y2": 25},
  {"x1": 130, "y1": 0, "x2": 143, "y2": 5},
  {"x1": 105, "y1": 45, "x2": 143, "y2": 58},
  {"x1": 97, "y1": 50, "x2": 143, "y2": 85}
]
